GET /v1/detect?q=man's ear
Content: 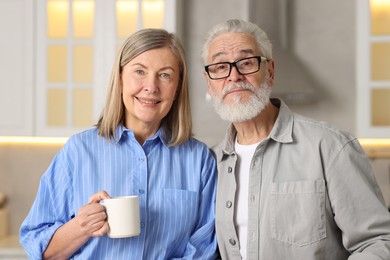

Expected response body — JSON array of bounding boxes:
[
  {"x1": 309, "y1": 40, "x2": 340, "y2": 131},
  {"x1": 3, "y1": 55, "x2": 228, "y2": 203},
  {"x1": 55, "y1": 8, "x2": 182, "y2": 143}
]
[
  {"x1": 267, "y1": 59, "x2": 275, "y2": 86},
  {"x1": 204, "y1": 71, "x2": 213, "y2": 95}
]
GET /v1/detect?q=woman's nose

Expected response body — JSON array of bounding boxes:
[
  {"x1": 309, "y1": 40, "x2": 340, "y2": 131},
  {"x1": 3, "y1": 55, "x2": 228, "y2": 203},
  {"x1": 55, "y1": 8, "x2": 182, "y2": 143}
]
[{"x1": 144, "y1": 76, "x2": 159, "y2": 94}]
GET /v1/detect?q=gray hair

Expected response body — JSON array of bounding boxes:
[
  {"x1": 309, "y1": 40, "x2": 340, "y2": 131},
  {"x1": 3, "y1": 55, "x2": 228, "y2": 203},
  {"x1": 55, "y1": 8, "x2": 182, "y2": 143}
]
[{"x1": 201, "y1": 19, "x2": 272, "y2": 64}]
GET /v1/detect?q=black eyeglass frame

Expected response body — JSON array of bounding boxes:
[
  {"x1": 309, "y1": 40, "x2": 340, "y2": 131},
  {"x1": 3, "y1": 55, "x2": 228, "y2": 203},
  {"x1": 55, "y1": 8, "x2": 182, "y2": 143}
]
[{"x1": 204, "y1": 56, "x2": 269, "y2": 80}]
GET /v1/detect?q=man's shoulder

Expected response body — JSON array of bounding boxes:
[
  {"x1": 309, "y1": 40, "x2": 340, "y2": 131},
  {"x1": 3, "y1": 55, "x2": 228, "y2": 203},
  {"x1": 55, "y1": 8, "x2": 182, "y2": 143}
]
[{"x1": 292, "y1": 113, "x2": 357, "y2": 148}]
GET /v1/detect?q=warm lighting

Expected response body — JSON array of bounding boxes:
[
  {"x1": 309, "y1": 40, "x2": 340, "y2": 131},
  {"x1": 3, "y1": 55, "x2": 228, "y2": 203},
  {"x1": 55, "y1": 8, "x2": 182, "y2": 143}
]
[
  {"x1": 371, "y1": 0, "x2": 390, "y2": 7},
  {"x1": 0, "y1": 136, "x2": 68, "y2": 145},
  {"x1": 116, "y1": 0, "x2": 138, "y2": 38},
  {"x1": 116, "y1": 0, "x2": 165, "y2": 38},
  {"x1": 73, "y1": 0, "x2": 95, "y2": 38},
  {"x1": 359, "y1": 138, "x2": 390, "y2": 146},
  {"x1": 47, "y1": 0, "x2": 69, "y2": 38},
  {"x1": 142, "y1": 0, "x2": 164, "y2": 29},
  {"x1": 371, "y1": 0, "x2": 390, "y2": 35},
  {"x1": 359, "y1": 138, "x2": 390, "y2": 158}
]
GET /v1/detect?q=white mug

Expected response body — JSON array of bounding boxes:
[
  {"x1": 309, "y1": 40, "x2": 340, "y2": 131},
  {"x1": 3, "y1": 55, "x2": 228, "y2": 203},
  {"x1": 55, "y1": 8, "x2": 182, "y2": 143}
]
[{"x1": 100, "y1": 196, "x2": 141, "y2": 238}]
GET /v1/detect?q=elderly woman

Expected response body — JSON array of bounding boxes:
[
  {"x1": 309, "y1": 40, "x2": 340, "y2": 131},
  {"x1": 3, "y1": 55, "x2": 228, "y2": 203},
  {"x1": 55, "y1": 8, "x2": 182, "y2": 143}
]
[{"x1": 20, "y1": 29, "x2": 218, "y2": 259}]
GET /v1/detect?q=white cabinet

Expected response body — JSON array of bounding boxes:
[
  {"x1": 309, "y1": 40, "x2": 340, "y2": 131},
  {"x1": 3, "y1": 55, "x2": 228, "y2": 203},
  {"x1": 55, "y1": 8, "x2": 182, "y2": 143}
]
[
  {"x1": 36, "y1": 0, "x2": 177, "y2": 137},
  {"x1": 357, "y1": 0, "x2": 390, "y2": 137},
  {"x1": 0, "y1": 0, "x2": 177, "y2": 137},
  {"x1": 0, "y1": 0, "x2": 33, "y2": 136}
]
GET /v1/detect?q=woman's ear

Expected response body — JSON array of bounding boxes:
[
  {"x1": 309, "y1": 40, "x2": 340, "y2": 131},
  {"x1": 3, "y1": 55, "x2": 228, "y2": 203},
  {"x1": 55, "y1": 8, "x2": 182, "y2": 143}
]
[
  {"x1": 119, "y1": 76, "x2": 123, "y2": 94},
  {"x1": 174, "y1": 84, "x2": 180, "y2": 100}
]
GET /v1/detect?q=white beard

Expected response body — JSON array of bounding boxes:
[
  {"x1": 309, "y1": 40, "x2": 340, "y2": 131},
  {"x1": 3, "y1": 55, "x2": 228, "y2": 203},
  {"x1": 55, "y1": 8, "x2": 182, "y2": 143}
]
[{"x1": 210, "y1": 77, "x2": 272, "y2": 123}]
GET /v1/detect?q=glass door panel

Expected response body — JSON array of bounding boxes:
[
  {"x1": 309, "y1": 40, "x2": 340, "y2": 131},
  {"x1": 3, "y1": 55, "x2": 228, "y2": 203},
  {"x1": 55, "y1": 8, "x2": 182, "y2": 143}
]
[
  {"x1": 142, "y1": 0, "x2": 164, "y2": 28},
  {"x1": 45, "y1": 0, "x2": 95, "y2": 131},
  {"x1": 371, "y1": 0, "x2": 390, "y2": 35},
  {"x1": 47, "y1": 0, "x2": 68, "y2": 38},
  {"x1": 73, "y1": 0, "x2": 94, "y2": 39},
  {"x1": 73, "y1": 89, "x2": 93, "y2": 127},
  {"x1": 368, "y1": 0, "x2": 390, "y2": 131},
  {"x1": 47, "y1": 45, "x2": 67, "y2": 82},
  {"x1": 116, "y1": 0, "x2": 138, "y2": 38},
  {"x1": 371, "y1": 88, "x2": 390, "y2": 126},
  {"x1": 73, "y1": 45, "x2": 93, "y2": 83},
  {"x1": 371, "y1": 43, "x2": 390, "y2": 81},
  {"x1": 47, "y1": 89, "x2": 67, "y2": 126}
]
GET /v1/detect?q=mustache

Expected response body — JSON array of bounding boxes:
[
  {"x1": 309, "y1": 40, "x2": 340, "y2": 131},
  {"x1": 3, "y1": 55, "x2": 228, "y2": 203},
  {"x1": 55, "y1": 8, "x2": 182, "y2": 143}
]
[{"x1": 221, "y1": 82, "x2": 255, "y2": 99}]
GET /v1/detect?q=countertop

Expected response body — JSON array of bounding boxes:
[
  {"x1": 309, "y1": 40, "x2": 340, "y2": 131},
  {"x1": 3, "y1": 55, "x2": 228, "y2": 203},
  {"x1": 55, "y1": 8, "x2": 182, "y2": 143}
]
[{"x1": 0, "y1": 236, "x2": 27, "y2": 259}]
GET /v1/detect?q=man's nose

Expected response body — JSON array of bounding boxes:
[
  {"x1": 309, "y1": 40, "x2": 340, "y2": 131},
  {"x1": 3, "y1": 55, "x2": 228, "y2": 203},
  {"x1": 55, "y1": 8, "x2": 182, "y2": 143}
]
[{"x1": 227, "y1": 65, "x2": 244, "y2": 81}]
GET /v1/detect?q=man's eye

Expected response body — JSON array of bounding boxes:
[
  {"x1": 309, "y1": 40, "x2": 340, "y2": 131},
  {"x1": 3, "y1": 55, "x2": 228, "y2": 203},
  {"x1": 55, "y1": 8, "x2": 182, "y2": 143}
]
[
  {"x1": 216, "y1": 64, "x2": 228, "y2": 71},
  {"x1": 240, "y1": 60, "x2": 254, "y2": 67}
]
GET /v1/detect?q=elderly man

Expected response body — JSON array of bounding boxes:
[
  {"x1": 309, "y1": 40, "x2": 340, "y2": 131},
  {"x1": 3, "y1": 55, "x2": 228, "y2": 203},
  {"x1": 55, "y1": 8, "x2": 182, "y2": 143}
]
[{"x1": 202, "y1": 19, "x2": 390, "y2": 260}]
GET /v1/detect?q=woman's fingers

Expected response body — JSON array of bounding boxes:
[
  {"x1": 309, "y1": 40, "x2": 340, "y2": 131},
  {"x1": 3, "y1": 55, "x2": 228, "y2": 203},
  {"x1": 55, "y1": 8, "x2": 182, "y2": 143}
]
[{"x1": 88, "y1": 190, "x2": 111, "y2": 204}]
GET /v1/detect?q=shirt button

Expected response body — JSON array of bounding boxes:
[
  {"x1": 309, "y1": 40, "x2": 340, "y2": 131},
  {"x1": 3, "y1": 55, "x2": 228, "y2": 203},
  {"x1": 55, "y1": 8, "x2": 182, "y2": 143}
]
[
  {"x1": 226, "y1": 201, "x2": 232, "y2": 208},
  {"x1": 229, "y1": 238, "x2": 236, "y2": 246},
  {"x1": 140, "y1": 222, "x2": 145, "y2": 228},
  {"x1": 250, "y1": 195, "x2": 256, "y2": 202},
  {"x1": 139, "y1": 189, "x2": 145, "y2": 194},
  {"x1": 139, "y1": 158, "x2": 145, "y2": 162},
  {"x1": 227, "y1": 167, "x2": 232, "y2": 173},
  {"x1": 250, "y1": 231, "x2": 257, "y2": 241}
]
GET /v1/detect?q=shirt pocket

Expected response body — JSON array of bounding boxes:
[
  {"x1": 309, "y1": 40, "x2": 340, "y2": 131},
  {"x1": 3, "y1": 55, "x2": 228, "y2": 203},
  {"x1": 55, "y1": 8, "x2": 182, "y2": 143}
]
[
  {"x1": 161, "y1": 189, "x2": 199, "y2": 233},
  {"x1": 270, "y1": 179, "x2": 326, "y2": 246}
]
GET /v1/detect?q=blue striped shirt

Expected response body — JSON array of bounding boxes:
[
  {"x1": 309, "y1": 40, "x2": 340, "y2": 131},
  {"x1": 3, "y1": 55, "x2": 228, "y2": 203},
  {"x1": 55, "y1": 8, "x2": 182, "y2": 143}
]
[{"x1": 20, "y1": 125, "x2": 218, "y2": 259}]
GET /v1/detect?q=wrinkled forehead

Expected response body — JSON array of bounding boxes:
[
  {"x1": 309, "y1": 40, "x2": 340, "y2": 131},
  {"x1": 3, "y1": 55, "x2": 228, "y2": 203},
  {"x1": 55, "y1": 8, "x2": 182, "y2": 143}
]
[{"x1": 208, "y1": 32, "x2": 260, "y2": 63}]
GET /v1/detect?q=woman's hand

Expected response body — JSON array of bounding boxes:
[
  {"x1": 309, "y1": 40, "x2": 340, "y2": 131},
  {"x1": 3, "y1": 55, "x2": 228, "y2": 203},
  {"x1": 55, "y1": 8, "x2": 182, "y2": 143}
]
[
  {"x1": 43, "y1": 191, "x2": 112, "y2": 259},
  {"x1": 77, "y1": 190, "x2": 111, "y2": 237}
]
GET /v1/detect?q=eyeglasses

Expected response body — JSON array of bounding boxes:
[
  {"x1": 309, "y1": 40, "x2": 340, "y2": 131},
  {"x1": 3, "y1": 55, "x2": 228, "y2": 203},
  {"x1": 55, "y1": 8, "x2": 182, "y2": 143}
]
[{"x1": 204, "y1": 56, "x2": 269, "y2": 80}]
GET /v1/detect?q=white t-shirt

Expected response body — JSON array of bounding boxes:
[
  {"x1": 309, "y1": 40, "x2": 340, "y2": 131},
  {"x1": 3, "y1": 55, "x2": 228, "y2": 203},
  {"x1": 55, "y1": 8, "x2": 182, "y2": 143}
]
[{"x1": 234, "y1": 138, "x2": 260, "y2": 260}]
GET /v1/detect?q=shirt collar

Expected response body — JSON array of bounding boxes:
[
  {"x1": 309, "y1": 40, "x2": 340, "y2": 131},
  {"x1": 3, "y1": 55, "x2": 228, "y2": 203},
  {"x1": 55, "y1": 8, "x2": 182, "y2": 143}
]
[
  {"x1": 114, "y1": 124, "x2": 169, "y2": 147},
  {"x1": 268, "y1": 98, "x2": 294, "y2": 144},
  {"x1": 219, "y1": 98, "x2": 294, "y2": 159}
]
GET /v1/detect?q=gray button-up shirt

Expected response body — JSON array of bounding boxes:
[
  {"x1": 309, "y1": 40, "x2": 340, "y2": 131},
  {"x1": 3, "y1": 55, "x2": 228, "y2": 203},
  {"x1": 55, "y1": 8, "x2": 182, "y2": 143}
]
[{"x1": 214, "y1": 99, "x2": 390, "y2": 260}]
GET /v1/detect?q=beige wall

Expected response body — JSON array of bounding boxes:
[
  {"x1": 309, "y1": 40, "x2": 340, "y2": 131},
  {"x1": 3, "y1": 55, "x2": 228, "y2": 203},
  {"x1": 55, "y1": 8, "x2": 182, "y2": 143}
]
[{"x1": 0, "y1": 144, "x2": 62, "y2": 236}]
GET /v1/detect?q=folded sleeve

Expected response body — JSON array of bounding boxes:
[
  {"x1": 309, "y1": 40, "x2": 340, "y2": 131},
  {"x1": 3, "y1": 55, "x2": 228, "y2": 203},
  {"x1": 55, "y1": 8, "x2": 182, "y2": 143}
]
[
  {"x1": 19, "y1": 144, "x2": 74, "y2": 259},
  {"x1": 326, "y1": 139, "x2": 390, "y2": 259}
]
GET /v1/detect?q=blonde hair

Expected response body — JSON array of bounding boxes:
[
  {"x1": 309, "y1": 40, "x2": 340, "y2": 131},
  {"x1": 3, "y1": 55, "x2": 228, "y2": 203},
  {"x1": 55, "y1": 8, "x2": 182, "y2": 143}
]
[{"x1": 97, "y1": 29, "x2": 192, "y2": 146}]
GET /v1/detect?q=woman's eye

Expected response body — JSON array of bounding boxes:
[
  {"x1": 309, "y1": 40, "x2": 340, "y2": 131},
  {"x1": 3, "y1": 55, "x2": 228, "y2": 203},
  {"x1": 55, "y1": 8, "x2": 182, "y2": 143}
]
[
  {"x1": 160, "y1": 73, "x2": 171, "y2": 79},
  {"x1": 135, "y1": 70, "x2": 145, "y2": 76}
]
